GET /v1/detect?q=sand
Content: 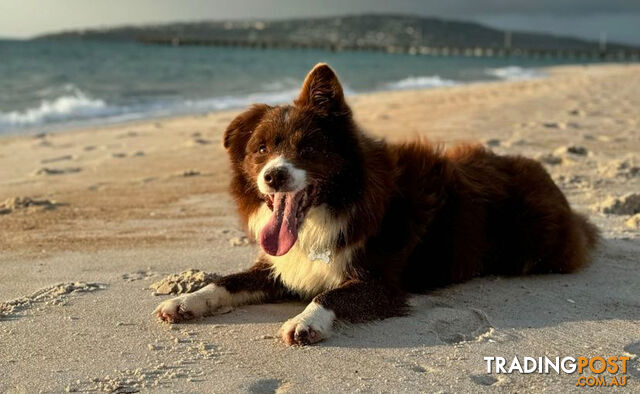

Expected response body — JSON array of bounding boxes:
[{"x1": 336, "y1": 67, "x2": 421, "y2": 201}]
[
  {"x1": 0, "y1": 64, "x2": 638, "y2": 392},
  {"x1": 150, "y1": 270, "x2": 222, "y2": 296}
]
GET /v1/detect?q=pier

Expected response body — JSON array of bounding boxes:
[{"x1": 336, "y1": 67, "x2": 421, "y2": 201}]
[{"x1": 138, "y1": 36, "x2": 640, "y2": 61}]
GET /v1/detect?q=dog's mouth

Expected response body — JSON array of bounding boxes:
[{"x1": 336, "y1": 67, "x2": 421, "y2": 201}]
[{"x1": 260, "y1": 185, "x2": 315, "y2": 256}]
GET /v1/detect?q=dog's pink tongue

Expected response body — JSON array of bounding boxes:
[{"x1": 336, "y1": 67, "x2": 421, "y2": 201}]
[{"x1": 260, "y1": 192, "x2": 301, "y2": 256}]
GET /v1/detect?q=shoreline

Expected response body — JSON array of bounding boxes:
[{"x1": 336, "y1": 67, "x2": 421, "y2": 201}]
[
  {"x1": 1, "y1": 62, "x2": 639, "y2": 392},
  {"x1": 0, "y1": 63, "x2": 551, "y2": 138},
  {"x1": 0, "y1": 62, "x2": 628, "y2": 140}
]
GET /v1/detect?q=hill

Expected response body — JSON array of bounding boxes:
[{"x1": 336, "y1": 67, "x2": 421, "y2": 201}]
[{"x1": 36, "y1": 14, "x2": 635, "y2": 51}]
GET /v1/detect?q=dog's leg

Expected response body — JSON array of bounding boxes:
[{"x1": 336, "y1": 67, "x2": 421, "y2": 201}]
[
  {"x1": 155, "y1": 261, "x2": 287, "y2": 323},
  {"x1": 279, "y1": 279, "x2": 407, "y2": 345}
]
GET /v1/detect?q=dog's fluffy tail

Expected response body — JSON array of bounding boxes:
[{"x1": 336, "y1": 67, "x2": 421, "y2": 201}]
[
  {"x1": 559, "y1": 212, "x2": 600, "y2": 273},
  {"x1": 575, "y1": 212, "x2": 600, "y2": 250}
]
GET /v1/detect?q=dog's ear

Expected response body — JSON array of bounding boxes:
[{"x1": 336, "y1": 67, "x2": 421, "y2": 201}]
[
  {"x1": 223, "y1": 104, "x2": 270, "y2": 162},
  {"x1": 295, "y1": 63, "x2": 350, "y2": 117}
]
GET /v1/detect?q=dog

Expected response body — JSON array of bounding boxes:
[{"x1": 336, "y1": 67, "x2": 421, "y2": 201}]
[{"x1": 155, "y1": 63, "x2": 598, "y2": 345}]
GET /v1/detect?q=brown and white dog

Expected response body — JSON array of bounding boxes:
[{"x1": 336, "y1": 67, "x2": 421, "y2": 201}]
[{"x1": 155, "y1": 63, "x2": 599, "y2": 345}]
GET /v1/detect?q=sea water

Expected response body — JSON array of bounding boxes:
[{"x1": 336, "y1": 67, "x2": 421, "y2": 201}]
[{"x1": 0, "y1": 39, "x2": 595, "y2": 134}]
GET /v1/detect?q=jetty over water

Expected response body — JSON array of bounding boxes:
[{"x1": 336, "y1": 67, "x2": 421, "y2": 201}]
[
  {"x1": 138, "y1": 36, "x2": 640, "y2": 61},
  {"x1": 38, "y1": 15, "x2": 640, "y2": 61}
]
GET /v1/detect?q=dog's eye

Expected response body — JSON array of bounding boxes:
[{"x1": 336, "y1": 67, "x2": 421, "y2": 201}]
[{"x1": 258, "y1": 144, "x2": 268, "y2": 154}]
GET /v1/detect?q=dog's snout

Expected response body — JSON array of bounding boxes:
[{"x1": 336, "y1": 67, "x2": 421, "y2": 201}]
[{"x1": 264, "y1": 167, "x2": 289, "y2": 191}]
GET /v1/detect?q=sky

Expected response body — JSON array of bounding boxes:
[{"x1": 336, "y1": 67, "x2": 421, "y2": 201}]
[{"x1": 1, "y1": 0, "x2": 639, "y2": 45}]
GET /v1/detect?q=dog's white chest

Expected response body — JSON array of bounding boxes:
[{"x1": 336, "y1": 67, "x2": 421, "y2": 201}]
[{"x1": 248, "y1": 204, "x2": 354, "y2": 298}]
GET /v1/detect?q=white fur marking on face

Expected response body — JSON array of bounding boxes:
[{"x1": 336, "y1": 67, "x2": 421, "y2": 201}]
[
  {"x1": 248, "y1": 203, "x2": 360, "y2": 298},
  {"x1": 257, "y1": 155, "x2": 307, "y2": 194},
  {"x1": 279, "y1": 301, "x2": 335, "y2": 342}
]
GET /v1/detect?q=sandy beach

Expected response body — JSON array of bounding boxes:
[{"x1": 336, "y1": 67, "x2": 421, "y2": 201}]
[{"x1": 1, "y1": 64, "x2": 639, "y2": 392}]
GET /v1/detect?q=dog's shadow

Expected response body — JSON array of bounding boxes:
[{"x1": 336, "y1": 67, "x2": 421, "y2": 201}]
[{"x1": 202, "y1": 238, "x2": 640, "y2": 349}]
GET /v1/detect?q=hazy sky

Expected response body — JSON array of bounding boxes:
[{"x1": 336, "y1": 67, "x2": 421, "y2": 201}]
[{"x1": 1, "y1": 0, "x2": 639, "y2": 45}]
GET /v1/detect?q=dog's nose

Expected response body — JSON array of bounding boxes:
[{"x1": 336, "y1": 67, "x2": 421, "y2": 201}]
[{"x1": 264, "y1": 167, "x2": 289, "y2": 191}]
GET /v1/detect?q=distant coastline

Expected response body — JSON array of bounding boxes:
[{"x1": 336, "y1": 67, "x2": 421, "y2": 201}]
[{"x1": 36, "y1": 14, "x2": 638, "y2": 52}]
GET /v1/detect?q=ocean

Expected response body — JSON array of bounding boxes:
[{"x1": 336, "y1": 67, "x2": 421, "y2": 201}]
[{"x1": 0, "y1": 39, "x2": 599, "y2": 135}]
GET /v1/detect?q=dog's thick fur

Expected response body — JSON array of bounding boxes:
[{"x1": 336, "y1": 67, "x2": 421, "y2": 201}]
[{"x1": 156, "y1": 63, "x2": 598, "y2": 345}]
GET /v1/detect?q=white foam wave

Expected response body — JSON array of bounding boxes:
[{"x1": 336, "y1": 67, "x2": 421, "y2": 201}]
[
  {"x1": 485, "y1": 66, "x2": 545, "y2": 81},
  {"x1": 259, "y1": 78, "x2": 299, "y2": 92},
  {"x1": 0, "y1": 88, "x2": 119, "y2": 129},
  {"x1": 183, "y1": 89, "x2": 298, "y2": 111},
  {"x1": 0, "y1": 87, "x2": 300, "y2": 132},
  {"x1": 386, "y1": 75, "x2": 459, "y2": 90}
]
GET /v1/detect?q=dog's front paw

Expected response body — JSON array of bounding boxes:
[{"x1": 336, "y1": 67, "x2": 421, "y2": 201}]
[
  {"x1": 278, "y1": 302, "x2": 335, "y2": 346},
  {"x1": 279, "y1": 318, "x2": 325, "y2": 345},
  {"x1": 154, "y1": 294, "x2": 208, "y2": 323}
]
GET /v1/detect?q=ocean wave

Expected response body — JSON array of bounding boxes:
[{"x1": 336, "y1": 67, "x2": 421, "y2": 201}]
[
  {"x1": 0, "y1": 88, "x2": 299, "y2": 132},
  {"x1": 182, "y1": 89, "x2": 298, "y2": 111},
  {"x1": 0, "y1": 68, "x2": 541, "y2": 133},
  {"x1": 0, "y1": 88, "x2": 120, "y2": 129},
  {"x1": 386, "y1": 75, "x2": 459, "y2": 90},
  {"x1": 485, "y1": 66, "x2": 545, "y2": 81},
  {"x1": 259, "y1": 78, "x2": 300, "y2": 92}
]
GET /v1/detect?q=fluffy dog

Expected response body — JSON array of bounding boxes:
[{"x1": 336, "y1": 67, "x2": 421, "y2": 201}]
[{"x1": 155, "y1": 63, "x2": 598, "y2": 345}]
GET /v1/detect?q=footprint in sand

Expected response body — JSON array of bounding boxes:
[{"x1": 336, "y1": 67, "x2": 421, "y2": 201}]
[
  {"x1": 625, "y1": 214, "x2": 640, "y2": 229},
  {"x1": 88, "y1": 182, "x2": 108, "y2": 191},
  {"x1": 121, "y1": 270, "x2": 156, "y2": 282},
  {"x1": 394, "y1": 360, "x2": 430, "y2": 374},
  {"x1": 542, "y1": 122, "x2": 566, "y2": 130},
  {"x1": 0, "y1": 197, "x2": 61, "y2": 215},
  {"x1": 537, "y1": 153, "x2": 563, "y2": 166},
  {"x1": 598, "y1": 193, "x2": 640, "y2": 215},
  {"x1": 112, "y1": 151, "x2": 144, "y2": 158},
  {"x1": 623, "y1": 341, "x2": 640, "y2": 379},
  {"x1": 432, "y1": 308, "x2": 492, "y2": 344},
  {"x1": 598, "y1": 158, "x2": 640, "y2": 179},
  {"x1": 408, "y1": 297, "x2": 505, "y2": 345},
  {"x1": 554, "y1": 145, "x2": 589, "y2": 157},
  {"x1": 229, "y1": 236, "x2": 250, "y2": 246},
  {"x1": 248, "y1": 379, "x2": 286, "y2": 394},
  {"x1": 185, "y1": 138, "x2": 212, "y2": 147},
  {"x1": 470, "y1": 374, "x2": 507, "y2": 386},
  {"x1": 0, "y1": 282, "x2": 105, "y2": 319},
  {"x1": 116, "y1": 131, "x2": 138, "y2": 138},
  {"x1": 177, "y1": 169, "x2": 201, "y2": 177},
  {"x1": 41, "y1": 154, "x2": 74, "y2": 164},
  {"x1": 538, "y1": 145, "x2": 589, "y2": 167},
  {"x1": 33, "y1": 167, "x2": 82, "y2": 176},
  {"x1": 34, "y1": 139, "x2": 53, "y2": 147},
  {"x1": 140, "y1": 177, "x2": 157, "y2": 184},
  {"x1": 67, "y1": 361, "x2": 204, "y2": 393}
]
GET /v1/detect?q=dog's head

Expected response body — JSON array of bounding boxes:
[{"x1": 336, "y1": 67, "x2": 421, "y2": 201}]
[{"x1": 223, "y1": 63, "x2": 362, "y2": 257}]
